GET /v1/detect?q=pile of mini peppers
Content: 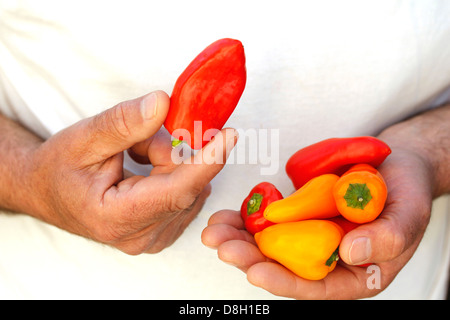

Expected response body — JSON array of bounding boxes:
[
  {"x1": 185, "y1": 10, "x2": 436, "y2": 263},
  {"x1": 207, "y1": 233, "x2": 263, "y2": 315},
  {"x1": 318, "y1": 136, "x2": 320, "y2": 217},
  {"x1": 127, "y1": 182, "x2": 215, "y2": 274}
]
[{"x1": 241, "y1": 136, "x2": 391, "y2": 280}]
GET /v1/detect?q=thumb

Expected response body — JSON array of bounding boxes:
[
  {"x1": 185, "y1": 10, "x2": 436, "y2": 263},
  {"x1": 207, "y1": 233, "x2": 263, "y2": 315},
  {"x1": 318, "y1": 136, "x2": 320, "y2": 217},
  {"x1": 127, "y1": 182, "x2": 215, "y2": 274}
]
[
  {"x1": 129, "y1": 128, "x2": 239, "y2": 212},
  {"x1": 338, "y1": 204, "x2": 428, "y2": 266},
  {"x1": 78, "y1": 90, "x2": 169, "y2": 163}
]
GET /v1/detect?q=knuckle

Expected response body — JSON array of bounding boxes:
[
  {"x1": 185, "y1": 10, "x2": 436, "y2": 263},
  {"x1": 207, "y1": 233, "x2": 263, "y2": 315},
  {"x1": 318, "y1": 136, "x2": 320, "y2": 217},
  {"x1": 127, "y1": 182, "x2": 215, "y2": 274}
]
[
  {"x1": 146, "y1": 243, "x2": 171, "y2": 254},
  {"x1": 93, "y1": 103, "x2": 131, "y2": 142},
  {"x1": 117, "y1": 231, "x2": 162, "y2": 255},
  {"x1": 379, "y1": 200, "x2": 432, "y2": 261},
  {"x1": 90, "y1": 223, "x2": 123, "y2": 244},
  {"x1": 120, "y1": 242, "x2": 150, "y2": 256},
  {"x1": 109, "y1": 103, "x2": 132, "y2": 139},
  {"x1": 386, "y1": 231, "x2": 407, "y2": 260},
  {"x1": 169, "y1": 192, "x2": 197, "y2": 213},
  {"x1": 87, "y1": 211, "x2": 130, "y2": 245},
  {"x1": 165, "y1": 181, "x2": 204, "y2": 213},
  {"x1": 379, "y1": 223, "x2": 407, "y2": 260}
]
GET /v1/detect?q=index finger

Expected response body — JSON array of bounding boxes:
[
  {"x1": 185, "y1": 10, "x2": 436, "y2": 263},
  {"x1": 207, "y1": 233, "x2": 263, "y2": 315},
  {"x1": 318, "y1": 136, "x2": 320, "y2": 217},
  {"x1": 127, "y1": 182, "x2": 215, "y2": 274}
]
[
  {"x1": 168, "y1": 128, "x2": 238, "y2": 202},
  {"x1": 121, "y1": 128, "x2": 238, "y2": 214}
]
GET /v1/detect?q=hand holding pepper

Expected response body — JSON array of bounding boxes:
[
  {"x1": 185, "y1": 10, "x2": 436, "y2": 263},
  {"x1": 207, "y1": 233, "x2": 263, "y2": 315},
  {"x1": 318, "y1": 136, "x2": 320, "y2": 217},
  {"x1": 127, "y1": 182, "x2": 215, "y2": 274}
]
[
  {"x1": 20, "y1": 91, "x2": 239, "y2": 255},
  {"x1": 202, "y1": 103, "x2": 450, "y2": 299},
  {"x1": 201, "y1": 150, "x2": 430, "y2": 298}
]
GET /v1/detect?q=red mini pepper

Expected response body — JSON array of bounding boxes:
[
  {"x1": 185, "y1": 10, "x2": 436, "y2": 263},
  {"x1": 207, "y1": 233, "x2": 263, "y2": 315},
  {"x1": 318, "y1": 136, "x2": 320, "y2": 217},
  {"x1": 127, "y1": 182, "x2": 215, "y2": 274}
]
[
  {"x1": 241, "y1": 182, "x2": 283, "y2": 235},
  {"x1": 285, "y1": 136, "x2": 391, "y2": 189},
  {"x1": 164, "y1": 38, "x2": 247, "y2": 150}
]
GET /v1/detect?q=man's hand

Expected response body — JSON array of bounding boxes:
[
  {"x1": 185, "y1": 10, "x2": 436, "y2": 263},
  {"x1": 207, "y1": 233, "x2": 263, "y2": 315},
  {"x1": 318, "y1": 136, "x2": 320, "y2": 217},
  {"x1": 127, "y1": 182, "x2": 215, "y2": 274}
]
[
  {"x1": 201, "y1": 149, "x2": 433, "y2": 299},
  {"x1": 201, "y1": 104, "x2": 450, "y2": 299},
  {"x1": 3, "y1": 90, "x2": 237, "y2": 254}
]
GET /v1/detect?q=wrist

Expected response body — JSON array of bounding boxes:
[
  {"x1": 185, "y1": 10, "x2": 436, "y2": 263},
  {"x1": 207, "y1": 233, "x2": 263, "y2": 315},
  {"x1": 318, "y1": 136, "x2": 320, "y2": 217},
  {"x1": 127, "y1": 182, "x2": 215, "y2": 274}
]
[
  {"x1": 377, "y1": 104, "x2": 450, "y2": 198},
  {"x1": 9, "y1": 142, "x2": 48, "y2": 218},
  {"x1": 20, "y1": 145, "x2": 53, "y2": 220},
  {"x1": 0, "y1": 114, "x2": 46, "y2": 217}
]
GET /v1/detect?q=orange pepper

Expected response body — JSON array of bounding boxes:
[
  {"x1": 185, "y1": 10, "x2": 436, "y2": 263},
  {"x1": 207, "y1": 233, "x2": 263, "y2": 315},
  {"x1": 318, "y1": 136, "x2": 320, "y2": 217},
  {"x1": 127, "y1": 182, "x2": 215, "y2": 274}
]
[
  {"x1": 263, "y1": 174, "x2": 340, "y2": 223},
  {"x1": 333, "y1": 164, "x2": 387, "y2": 224},
  {"x1": 254, "y1": 220, "x2": 344, "y2": 280}
]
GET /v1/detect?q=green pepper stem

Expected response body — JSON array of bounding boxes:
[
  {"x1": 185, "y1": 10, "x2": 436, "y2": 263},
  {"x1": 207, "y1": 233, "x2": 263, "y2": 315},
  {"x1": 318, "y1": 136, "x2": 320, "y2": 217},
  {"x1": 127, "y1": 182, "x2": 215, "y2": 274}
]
[
  {"x1": 171, "y1": 139, "x2": 184, "y2": 148},
  {"x1": 325, "y1": 247, "x2": 339, "y2": 267},
  {"x1": 247, "y1": 193, "x2": 263, "y2": 215},
  {"x1": 343, "y1": 183, "x2": 372, "y2": 210}
]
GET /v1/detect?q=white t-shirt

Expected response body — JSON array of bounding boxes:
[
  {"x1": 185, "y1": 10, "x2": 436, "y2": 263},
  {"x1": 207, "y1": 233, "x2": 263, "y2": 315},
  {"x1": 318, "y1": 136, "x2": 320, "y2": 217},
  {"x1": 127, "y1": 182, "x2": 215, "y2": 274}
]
[{"x1": 0, "y1": 0, "x2": 449, "y2": 299}]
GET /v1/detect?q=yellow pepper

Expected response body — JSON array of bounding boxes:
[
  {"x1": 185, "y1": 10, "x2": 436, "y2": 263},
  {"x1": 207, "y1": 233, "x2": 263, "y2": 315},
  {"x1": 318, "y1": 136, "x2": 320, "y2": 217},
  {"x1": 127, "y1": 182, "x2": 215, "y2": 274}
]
[
  {"x1": 263, "y1": 174, "x2": 340, "y2": 223},
  {"x1": 254, "y1": 220, "x2": 344, "y2": 280}
]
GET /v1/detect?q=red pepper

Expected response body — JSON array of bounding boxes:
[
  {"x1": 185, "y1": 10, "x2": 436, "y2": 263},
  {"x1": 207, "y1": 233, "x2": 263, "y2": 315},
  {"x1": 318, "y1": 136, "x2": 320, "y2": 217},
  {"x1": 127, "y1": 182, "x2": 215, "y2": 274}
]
[
  {"x1": 328, "y1": 216, "x2": 362, "y2": 234},
  {"x1": 285, "y1": 137, "x2": 391, "y2": 189},
  {"x1": 164, "y1": 38, "x2": 247, "y2": 150},
  {"x1": 241, "y1": 182, "x2": 283, "y2": 235}
]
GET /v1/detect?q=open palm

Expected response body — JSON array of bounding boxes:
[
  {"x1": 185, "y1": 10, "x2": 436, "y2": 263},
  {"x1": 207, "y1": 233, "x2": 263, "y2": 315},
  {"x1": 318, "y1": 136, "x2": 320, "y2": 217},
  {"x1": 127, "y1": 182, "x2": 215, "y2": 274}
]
[{"x1": 201, "y1": 146, "x2": 433, "y2": 299}]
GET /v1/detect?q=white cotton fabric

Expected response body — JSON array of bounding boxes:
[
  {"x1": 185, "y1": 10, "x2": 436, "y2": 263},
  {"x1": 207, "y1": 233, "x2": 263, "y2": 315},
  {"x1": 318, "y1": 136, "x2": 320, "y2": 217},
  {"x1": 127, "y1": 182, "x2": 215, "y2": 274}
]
[{"x1": 0, "y1": 0, "x2": 449, "y2": 299}]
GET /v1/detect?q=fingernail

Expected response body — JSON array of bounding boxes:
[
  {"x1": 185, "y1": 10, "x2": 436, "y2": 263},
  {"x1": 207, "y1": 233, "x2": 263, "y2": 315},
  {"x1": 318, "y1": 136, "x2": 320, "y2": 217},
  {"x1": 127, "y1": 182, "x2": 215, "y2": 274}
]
[
  {"x1": 349, "y1": 237, "x2": 371, "y2": 265},
  {"x1": 141, "y1": 93, "x2": 158, "y2": 120}
]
